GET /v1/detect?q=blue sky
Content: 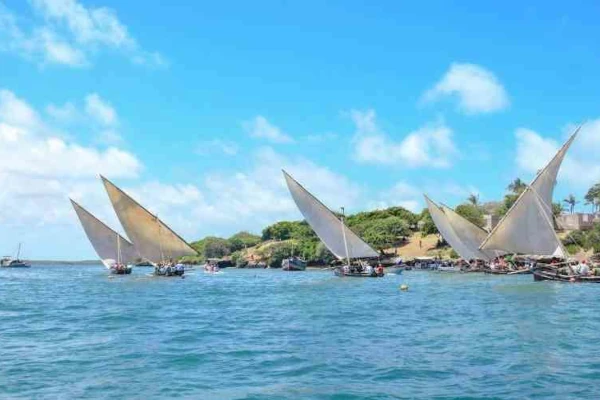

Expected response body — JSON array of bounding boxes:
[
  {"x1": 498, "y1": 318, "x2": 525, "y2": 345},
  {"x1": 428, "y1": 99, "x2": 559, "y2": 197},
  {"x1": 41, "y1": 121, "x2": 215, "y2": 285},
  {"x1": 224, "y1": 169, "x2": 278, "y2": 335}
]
[{"x1": 1, "y1": 1, "x2": 599, "y2": 259}]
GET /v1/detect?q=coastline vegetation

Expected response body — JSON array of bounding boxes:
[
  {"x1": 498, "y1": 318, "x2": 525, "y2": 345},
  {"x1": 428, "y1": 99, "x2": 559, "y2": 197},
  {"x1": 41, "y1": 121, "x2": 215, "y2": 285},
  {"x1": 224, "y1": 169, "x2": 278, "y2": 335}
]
[{"x1": 180, "y1": 179, "x2": 600, "y2": 266}]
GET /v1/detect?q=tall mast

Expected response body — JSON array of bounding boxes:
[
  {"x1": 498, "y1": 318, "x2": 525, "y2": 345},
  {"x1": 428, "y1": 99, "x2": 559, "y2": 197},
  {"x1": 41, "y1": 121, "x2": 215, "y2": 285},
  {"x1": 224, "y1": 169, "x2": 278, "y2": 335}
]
[
  {"x1": 340, "y1": 207, "x2": 351, "y2": 267},
  {"x1": 117, "y1": 234, "x2": 121, "y2": 265},
  {"x1": 157, "y1": 214, "x2": 165, "y2": 263},
  {"x1": 17, "y1": 243, "x2": 21, "y2": 260}
]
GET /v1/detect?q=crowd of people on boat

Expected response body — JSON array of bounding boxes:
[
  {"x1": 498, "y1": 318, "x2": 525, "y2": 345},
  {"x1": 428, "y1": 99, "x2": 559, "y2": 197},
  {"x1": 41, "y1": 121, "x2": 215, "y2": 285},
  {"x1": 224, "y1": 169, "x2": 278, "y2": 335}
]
[
  {"x1": 110, "y1": 263, "x2": 131, "y2": 274},
  {"x1": 154, "y1": 261, "x2": 185, "y2": 276},
  {"x1": 204, "y1": 262, "x2": 220, "y2": 273},
  {"x1": 340, "y1": 262, "x2": 384, "y2": 277},
  {"x1": 555, "y1": 260, "x2": 600, "y2": 276}
]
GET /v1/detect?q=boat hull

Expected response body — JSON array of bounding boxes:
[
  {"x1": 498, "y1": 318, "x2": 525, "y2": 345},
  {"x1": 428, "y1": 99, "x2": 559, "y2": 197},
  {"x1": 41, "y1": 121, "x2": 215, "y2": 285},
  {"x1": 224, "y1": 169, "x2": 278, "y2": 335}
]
[
  {"x1": 282, "y1": 265, "x2": 306, "y2": 271},
  {"x1": 281, "y1": 258, "x2": 307, "y2": 271},
  {"x1": 386, "y1": 267, "x2": 404, "y2": 275},
  {"x1": 1, "y1": 263, "x2": 31, "y2": 268},
  {"x1": 110, "y1": 266, "x2": 132, "y2": 275},
  {"x1": 533, "y1": 269, "x2": 600, "y2": 283},
  {"x1": 154, "y1": 267, "x2": 184, "y2": 277},
  {"x1": 334, "y1": 268, "x2": 384, "y2": 278},
  {"x1": 482, "y1": 268, "x2": 531, "y2": 275},
  {"x1": 436, "y1": 266, "x2": 462, "y2": 273}
]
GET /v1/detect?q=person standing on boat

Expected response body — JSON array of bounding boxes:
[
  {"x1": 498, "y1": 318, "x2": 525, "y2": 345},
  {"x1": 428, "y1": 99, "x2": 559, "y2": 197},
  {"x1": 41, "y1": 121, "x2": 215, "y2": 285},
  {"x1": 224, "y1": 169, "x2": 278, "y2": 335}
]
[{"x1": 578, "y1": 260, "x2": 590, "y2": 276}]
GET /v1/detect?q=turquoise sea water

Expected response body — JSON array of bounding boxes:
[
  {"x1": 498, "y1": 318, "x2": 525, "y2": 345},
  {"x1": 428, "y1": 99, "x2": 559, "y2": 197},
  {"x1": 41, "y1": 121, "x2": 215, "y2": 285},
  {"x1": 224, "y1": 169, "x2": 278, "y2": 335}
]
[{"x1": 1, "y1": 265, "x2": 600, "y2": 399}]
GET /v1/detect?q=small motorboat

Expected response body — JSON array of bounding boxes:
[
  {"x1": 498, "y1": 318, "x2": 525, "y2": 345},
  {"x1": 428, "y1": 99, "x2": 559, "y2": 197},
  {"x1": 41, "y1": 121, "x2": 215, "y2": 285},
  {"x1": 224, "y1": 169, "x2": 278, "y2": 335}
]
[
  {"x1": 386, "y1": 265, "x2": 405, "y2": 275},
  {"x1": 334, "y1": 262, "x2": 384, "y2": 278},
  {"x1": 1, "y1": 244, "x2": 31, "y2": 268},
  {"x1": 0, "y1": 256, "x2": 30, "y2": 268},
  {"x1": 109, "y1": 263, "x2": 133, "y2": 275},
  {"x1": 282, "y1": 256, "x2": 307, "y2": 271},
  {"x1": 154, "y1": 263, "x2": 185, "y2": 277},
  {"x1": 203, "y1": 261, "x2": 220, "y2": 274}
]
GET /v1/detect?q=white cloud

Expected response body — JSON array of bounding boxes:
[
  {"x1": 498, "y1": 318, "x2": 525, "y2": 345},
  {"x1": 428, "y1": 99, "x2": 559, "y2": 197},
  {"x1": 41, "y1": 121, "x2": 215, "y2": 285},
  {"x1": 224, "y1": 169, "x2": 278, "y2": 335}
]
[
  {"x1": 34, "y1": 26, "x2": 87, "y2": 66},
  {"x1": 0, "y1": 89, "x2": 141, "y2": 230},
  {"x1": 515, "y1": 122, "x2": 600, "y2": 188},
  {"x1": 304, "y1": 132, "x2": 338, "y2": 143},
  {"x1": 243, "y1": 116, "x2": 293, "y2": 143},
  {"x1": 96, "y1": 129, "x2": 123, "y2": 145},
  {"x1": 85, "y1": 93, "x2": 117, "y2": 126},
  {"x1": 98, "y1": 147, "x2": 363, "y2": 242},
  {"x1": 370, "y1": 181, "x2": 422, "y2": 212},
  {"x1": 47, "y1": 93, "x2": 122, "y2": 142},
  {"x1": 423, "y1": 63, "x2": 509, "y2": 114},
  {"x1": 0, "y1": 0, "x2": 164, "y2": 67},
  {"x1": 0, "y1": 89, "x2": 44, "y2": 130},
  {"x1": 46, "y1": 101, "x2": 78, "y2": 122},
  {"x1": 196, "y1": 139, "x2": 239, "y2": 156},
  {"x1": 371, "y1": 180, "x2": 481, "y2": 214},
  {"x1": 351, "y1": 109, "x2": 458, "y2": 168}
]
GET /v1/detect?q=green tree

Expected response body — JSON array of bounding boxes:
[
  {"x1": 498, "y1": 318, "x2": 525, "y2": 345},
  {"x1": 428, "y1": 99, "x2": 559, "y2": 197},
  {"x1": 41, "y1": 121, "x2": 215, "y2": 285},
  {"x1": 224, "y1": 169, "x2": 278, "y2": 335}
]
[
  {"x1": 467, "y1": 193, "x2": 479, "y2": 206},
  {"x1": 357, "y1": 217, "x2": 411, "y2": 251},
  {"x1": 261, "y1": 221, "x2": 296, "y2": 241},
  {"x1": 314, "y1": 242, "x2": 336, "y2": 264},
  {"x1": 552, "y1": 202, "x2": 563, "y2": 218},
  {"x1": 190, "y1": 236, "x2": 231, "y2": 259},
  {"x1": 508, "y1": 178, "x2": 527, "y2": 195},
  {"x1": 495, "y1": 193, "x2": 520, "y2": 217},
  {"x1": 455, "y1": 204, "x2": 485, "y2": 228},
  {"x1": 563, "y1": 194, "x2": 578, "y2": 214},
  {"x1": 228, "y1": 231, "x2": 261, "y2": 252},
  {"x1": 419, "y1": 208, "x2": 438, "y2": 236},
  {"x1": 584, "y1": 183, "x2": 600, "y2": 213}
]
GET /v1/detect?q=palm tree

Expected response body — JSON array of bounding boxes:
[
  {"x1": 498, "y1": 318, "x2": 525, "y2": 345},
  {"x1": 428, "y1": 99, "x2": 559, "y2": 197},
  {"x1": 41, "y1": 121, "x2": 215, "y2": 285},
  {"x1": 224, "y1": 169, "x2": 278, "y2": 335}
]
[
  {"x1": 467, "y1": 193, "x2": 479, "y2": 206},
  {"x1": 562, "y1": 194, "x2": 578, "y2": 214},
  {"x1": 507, "y1": 178, "x2": 527, "y2": 194},
  {"x1": 584, "y1": 183, "x2": 600, "y2": 213}
]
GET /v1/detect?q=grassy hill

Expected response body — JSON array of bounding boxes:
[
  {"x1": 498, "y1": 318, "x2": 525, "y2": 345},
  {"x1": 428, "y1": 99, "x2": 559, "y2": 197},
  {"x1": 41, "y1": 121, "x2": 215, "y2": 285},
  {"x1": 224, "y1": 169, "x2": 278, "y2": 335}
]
[{"x1": 182, "y1": 205, "x2": 452, "y2": 267}]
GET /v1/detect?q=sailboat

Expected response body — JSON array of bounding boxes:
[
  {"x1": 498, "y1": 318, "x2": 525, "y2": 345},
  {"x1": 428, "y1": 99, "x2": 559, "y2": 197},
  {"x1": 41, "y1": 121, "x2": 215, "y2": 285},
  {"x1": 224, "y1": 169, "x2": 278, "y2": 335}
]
[
  {"x1": 283, "y1": 170, "x2": 383, "y2": 278},
  {"x1": 70, "y1": 199, "x2": 136, "y2": 274},
  {"x1": 101, "y1": 176, "x2": 197, "y2": 277},
  {"x1": 425, "y1": 195, "x2": 485, "y2": 272},
  {"x1": 0, "y1": 243, "x2": 31, "y2": 268},
  {"x1": 479, "y1": 127, "x2": 580, "y2": 259},
  {"x1": 281, "y1": 241, "x2": 307, "y2": 271}
]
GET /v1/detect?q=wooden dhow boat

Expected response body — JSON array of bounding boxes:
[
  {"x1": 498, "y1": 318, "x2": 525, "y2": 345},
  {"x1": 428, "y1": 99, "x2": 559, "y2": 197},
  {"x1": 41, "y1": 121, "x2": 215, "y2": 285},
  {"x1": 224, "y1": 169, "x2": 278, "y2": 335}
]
[
  {"x1": 533, "y1": 262, "x2": 600, "y2": 283},
  {"x1": 479, "y1": 128, "x2": 580, "y2": 262},
  {"x1": 424, "y1": 196, "x2": 497, "y2": 271},
  {"x1": 283, "y1": 170, "x2": 384, "y2": 278},
  {"x1": 70, "y1": 200, "x2": 135, "y2": 274},
  {"x1": 101, "y1": 176, "x2": 197, "y2": 277}
]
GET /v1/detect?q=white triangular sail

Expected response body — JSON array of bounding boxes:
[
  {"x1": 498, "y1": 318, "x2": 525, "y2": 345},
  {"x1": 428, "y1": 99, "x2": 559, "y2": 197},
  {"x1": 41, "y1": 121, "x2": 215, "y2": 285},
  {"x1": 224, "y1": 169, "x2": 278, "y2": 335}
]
[
  {"x1": 480, "y1": 128, "x2": 579, "y2": 255},
  {"x1": 70, "y1": 199, "x2": 138, "y2": 268},
  {"x1": 425, "y1": 195, "x2": 480, "y2": 261},
  {"x1": 440, "y1": 204, "x2": 497, "y2": 261},
  {"x1": 283, "y1": 170, "x2": 379, "y2": 260},
  {"x1": 101, "y1": 176, "x2": 197, "y2": 263}
]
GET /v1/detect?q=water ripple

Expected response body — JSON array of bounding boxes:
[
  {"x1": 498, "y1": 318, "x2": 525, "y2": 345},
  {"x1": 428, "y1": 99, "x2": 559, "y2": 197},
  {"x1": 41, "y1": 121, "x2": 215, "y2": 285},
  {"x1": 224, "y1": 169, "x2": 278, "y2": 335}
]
[{"x1": 2, "y1": 266, "x2": 600, "y2": 399}]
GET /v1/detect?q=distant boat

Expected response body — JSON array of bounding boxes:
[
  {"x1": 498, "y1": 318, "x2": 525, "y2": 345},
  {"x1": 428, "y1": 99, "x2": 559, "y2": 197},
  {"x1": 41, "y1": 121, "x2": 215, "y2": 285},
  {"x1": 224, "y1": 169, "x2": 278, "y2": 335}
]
[
  {"x1": 283, "y1": 170, "x2": 383, "y2": 278},
  {"x1": 101, "y1": 176, "x2": 196, "y2": 277},
  {"x1": 0, "y1": 244, "x2": 30, "y2": 268},
  {"x1": 281, "y1": 256, "x2": 307, "y2": 271},
  {"x1": 135, "y1": 260, "x2": 154, "y2": 267},
  {"x1": 70, "y1": 199, "x2": 135, "y2": 275},
  {"x1": 281, "y1": 241, "x2": 307, "y2": 271}
]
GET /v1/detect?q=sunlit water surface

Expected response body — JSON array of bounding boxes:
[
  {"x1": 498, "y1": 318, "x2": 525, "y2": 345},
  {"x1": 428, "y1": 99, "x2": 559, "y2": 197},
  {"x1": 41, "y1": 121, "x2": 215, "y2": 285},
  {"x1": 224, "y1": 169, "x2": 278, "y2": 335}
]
[{"x1": 1, "y1": 265, "x2": 599, "y2": 399}]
